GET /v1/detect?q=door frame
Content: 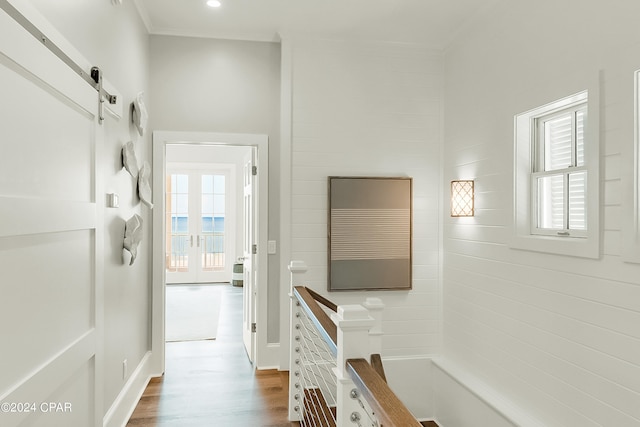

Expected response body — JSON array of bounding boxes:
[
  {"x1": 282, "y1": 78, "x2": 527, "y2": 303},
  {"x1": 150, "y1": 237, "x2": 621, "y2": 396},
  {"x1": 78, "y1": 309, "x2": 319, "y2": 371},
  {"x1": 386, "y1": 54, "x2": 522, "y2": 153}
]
[{"x1": 151, "y1": 131, "x2": 269, "y2": 373}]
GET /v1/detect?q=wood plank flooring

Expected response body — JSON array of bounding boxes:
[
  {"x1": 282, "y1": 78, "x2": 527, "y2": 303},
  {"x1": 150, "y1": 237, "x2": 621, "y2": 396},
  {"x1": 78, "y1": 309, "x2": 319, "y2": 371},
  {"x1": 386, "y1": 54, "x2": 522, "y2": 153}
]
[
  {"x1": 126, "y1": 283, "x2": 437, "y2": 427},
  {"x1": 126, "y1": 284, "x2": 296, "y2": 427}
]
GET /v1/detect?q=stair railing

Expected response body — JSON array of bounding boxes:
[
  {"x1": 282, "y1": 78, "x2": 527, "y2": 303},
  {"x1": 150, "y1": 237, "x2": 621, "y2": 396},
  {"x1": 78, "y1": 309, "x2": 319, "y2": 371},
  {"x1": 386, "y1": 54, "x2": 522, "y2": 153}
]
[
  {"x1": 346, "y1": 358, "x2": 422, "y2": 427},
  {"x1": 291, "y1": 285, "x2": 339, "y2": 426},
  {"x1": 289, "y1": 260, "x2": 420, "y2": 427}
]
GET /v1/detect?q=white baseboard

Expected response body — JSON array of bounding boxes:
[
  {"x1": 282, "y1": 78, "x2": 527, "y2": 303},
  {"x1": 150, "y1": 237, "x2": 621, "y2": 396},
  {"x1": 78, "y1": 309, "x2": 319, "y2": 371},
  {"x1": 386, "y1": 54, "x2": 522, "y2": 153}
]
[
  {"x1": 257, "y1": 343, "x2": 281, "y2": 370},
  {"x1": 103, "y1": 351, "x2": 155, "y2": 427}
]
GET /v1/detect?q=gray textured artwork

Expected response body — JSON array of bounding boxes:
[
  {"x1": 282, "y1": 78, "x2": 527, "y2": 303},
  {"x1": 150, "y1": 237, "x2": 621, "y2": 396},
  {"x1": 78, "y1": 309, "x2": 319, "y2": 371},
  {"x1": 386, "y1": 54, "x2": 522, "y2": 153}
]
[
  {"x1": 123, "y1": 214, "x2": 143, "y2": 265},
  {"x1": 138, "y1": 161, "x2": 153, "y2": 209},
  {"x1": 122, "y1": 141, "x2": 139, "y2": 178},
  {"x1": 328, "y1": 177, "x2": 412, "y2": 291}
]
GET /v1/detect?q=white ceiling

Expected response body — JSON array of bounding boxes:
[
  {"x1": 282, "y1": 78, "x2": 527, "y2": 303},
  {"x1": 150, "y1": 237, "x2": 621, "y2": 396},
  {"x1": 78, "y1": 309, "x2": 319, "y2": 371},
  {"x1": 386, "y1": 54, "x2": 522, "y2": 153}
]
[{"x1": 133, "y1": 0, "x2": 499, "y2": 48}]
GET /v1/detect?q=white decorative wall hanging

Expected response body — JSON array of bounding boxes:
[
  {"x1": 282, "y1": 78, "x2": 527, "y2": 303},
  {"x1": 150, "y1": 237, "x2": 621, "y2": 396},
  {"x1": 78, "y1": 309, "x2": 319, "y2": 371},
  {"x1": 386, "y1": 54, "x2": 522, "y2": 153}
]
[
  {"x1": 123, "y1": 213, "x2": 143, "y2": 265},
  {"x1": 122, "y1": 140, "x2": 139, "y2": 178},
  {"x1": 138, "y1": 161, "x2": 153, "y2": 209},
  {"x1": 132, "y1": 91, "x2": 148, "y2": 137}
]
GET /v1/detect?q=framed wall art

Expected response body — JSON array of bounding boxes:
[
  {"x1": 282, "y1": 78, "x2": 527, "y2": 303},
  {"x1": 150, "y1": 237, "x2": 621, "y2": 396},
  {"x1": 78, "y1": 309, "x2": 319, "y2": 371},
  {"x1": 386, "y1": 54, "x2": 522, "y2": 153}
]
[{"x1": 328, "y1": 176, "x2": 412, "y2": 291}]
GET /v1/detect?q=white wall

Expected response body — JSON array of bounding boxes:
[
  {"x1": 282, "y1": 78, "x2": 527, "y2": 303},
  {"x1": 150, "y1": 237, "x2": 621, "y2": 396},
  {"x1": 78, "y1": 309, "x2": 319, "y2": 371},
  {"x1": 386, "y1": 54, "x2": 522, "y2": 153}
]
[
  {"x1": 442, "y1": 1, "x2": 640, "y2": 425},
  {"x1": 149, "y1": 35, "x2": 282, "y2": 342},
  {"x1": 286, "y1": 37, "x2": 443, "y2": 358},
  {"x1": 383, "y1": 357, "x2": 435, "y2": 420},
  {"x1": 433, "y1": 361, "x2": 521, "y2": 427},
  {"x1": 5, "y1": 0, "x2": 151, "y2": 425}
]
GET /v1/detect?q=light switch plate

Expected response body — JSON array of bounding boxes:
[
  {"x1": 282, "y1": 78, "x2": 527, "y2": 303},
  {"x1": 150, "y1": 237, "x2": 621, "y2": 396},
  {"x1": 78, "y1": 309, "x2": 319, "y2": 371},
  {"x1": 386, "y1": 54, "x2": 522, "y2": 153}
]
[{"x1": 267, "y1": 240, "x2": 277, "y2": 254}]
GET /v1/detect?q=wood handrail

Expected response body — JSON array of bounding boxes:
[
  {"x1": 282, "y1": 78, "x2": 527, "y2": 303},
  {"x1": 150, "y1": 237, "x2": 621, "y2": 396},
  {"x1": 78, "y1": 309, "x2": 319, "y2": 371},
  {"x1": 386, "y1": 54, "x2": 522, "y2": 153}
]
[
  {"x1": 346, "y1": 358, "x2": 422, "y2": 427},
  {"x1": 293, "y1": 286, "x2": 337, "y2": 352},
  {"x1": 305, "y1": 286, "x2": 338, "y2": 312}
]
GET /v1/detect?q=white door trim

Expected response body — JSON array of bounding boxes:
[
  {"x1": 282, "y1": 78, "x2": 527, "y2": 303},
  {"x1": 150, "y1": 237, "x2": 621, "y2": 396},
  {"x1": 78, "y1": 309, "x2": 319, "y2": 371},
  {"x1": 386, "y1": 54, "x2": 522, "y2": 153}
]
[{"x1": 151, "y1": 131, "x2": 269, "y2": 373}]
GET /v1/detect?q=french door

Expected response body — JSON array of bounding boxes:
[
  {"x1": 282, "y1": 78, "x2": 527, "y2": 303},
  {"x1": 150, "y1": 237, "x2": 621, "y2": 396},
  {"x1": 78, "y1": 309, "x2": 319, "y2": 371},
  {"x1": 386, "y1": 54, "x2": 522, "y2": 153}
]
[{"x1": 165, "y1": 169, "x2": 231, "y2": 283}]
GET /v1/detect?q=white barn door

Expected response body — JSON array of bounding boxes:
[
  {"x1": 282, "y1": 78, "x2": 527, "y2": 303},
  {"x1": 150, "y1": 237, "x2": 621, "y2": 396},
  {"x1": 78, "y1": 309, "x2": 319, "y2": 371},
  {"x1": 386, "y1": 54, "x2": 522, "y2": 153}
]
[{"x1": 0, "y1": 3, "x2": 103, "y2": 427}]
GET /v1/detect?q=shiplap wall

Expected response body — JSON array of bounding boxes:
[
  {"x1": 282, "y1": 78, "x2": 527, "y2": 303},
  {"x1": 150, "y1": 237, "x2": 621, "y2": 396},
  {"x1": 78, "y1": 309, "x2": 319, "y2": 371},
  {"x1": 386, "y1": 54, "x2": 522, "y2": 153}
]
[
  {"x1": 289, "y1": 38, "x2": 443, "y2": 358},
  {"x1": 443, "y1": 1, "x2": 640, "y2": 425}
]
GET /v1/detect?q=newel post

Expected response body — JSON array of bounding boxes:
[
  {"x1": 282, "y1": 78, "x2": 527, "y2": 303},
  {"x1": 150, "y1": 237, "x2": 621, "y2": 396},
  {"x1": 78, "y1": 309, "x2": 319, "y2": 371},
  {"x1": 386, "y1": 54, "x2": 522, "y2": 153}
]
[
  {"x1": 288, "y1": 260, "x2": 308, "y2": 421},
  {"x1": 332, "y1": 304, "x2": 375, "y2": 426},
  {"x1": 362, "y1": 297, "x2": 384, "y2": 356},
  {"x1": 288, "y1": 260, "x2": 308, "y2": 290}
]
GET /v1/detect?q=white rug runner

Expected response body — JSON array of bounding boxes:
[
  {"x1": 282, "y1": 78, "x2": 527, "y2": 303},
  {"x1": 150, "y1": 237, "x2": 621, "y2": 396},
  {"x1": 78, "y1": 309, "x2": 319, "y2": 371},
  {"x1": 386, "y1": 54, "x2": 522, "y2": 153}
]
[{"x1": 165, "y1": 284, "x2": 223, "y2": 342}]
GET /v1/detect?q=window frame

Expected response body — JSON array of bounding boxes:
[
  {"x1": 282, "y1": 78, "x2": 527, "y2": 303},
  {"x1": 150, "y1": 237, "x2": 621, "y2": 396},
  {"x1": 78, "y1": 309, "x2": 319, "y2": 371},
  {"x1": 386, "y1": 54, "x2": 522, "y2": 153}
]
[
  {"x1": 512, "y1": 88, "x2": 600, "y2": 259},
  {"x1": 531, "y1": 103, "x2": 588, "y2": 238}
]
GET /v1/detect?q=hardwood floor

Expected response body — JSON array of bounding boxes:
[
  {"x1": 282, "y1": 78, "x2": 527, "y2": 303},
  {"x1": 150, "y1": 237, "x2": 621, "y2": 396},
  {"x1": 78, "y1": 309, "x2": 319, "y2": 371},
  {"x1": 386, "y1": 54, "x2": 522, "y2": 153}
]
[
  {"x1": 126, "y1": 284, "x2": 296, "y2": 427},
  {"x1": 126, "y1": 284, "x2": 437, "y2": 427}
]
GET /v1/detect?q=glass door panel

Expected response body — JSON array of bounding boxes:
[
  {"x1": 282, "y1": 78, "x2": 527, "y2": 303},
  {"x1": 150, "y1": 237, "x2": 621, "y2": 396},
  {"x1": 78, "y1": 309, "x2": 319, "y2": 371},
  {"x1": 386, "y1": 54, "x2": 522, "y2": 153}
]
[
  {"x1": 201, "y1": 174, "x2": 226, "y2": 272},
  {"x1": 166, "y1": 174, "x2": 193, "y2": 281},
  {"x1": 166, "y1": 169, "x2": 232, "y2": 284}
]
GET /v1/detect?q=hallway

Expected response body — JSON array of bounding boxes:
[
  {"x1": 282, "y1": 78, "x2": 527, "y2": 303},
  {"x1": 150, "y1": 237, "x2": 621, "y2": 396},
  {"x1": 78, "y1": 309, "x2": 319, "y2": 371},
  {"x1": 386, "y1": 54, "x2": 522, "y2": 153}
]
[{"x1": 126, "y1": 284, "x2": 292, "y2": 426}]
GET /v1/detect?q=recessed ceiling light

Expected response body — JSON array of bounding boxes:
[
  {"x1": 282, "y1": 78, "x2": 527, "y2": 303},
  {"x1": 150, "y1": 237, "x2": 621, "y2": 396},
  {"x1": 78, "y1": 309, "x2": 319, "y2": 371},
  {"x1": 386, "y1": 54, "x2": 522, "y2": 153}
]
[{"x1": 206, "y1": 0, "x2": 221, "y2": 7}]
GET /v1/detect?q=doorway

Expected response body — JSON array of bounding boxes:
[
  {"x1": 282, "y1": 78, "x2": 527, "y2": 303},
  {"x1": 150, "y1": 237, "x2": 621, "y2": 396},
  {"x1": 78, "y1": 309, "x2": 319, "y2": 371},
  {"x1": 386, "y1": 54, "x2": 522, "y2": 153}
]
[
  {"x1": 165, "y1": 153, "x2": 237, "y2": 284},
  {"x1": 151, "y1": 131, "x2": 269, "y2": 373}
]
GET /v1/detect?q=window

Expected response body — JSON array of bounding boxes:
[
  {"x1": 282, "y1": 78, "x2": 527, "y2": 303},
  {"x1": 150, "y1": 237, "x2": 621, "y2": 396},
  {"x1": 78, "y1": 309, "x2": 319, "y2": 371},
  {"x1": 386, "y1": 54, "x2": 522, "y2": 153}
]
[
  {"x1": 532, "y1": 103, "x2": 587, "y2": 237},
  {"x1": 513, "y1": 89, "x2": 600, "y2": 258}
]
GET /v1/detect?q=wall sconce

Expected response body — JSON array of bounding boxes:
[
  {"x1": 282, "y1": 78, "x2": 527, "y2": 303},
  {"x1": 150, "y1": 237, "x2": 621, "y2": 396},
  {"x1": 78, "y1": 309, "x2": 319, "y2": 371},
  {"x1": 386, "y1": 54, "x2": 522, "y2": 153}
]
[{"x1": 451, "y1": 180, "x2": 474, "y2": 217}]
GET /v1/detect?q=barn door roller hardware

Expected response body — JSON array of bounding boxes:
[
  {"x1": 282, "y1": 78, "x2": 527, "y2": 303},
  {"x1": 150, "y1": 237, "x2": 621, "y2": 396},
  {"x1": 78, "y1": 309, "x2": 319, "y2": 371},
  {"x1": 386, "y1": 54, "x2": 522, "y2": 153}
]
[
  {"x1": 90, "y1": 66, "x2": 114, "y2": 124},
  {"x1": 0, "y1": 0, "x2": 117, "y2": 123}
]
